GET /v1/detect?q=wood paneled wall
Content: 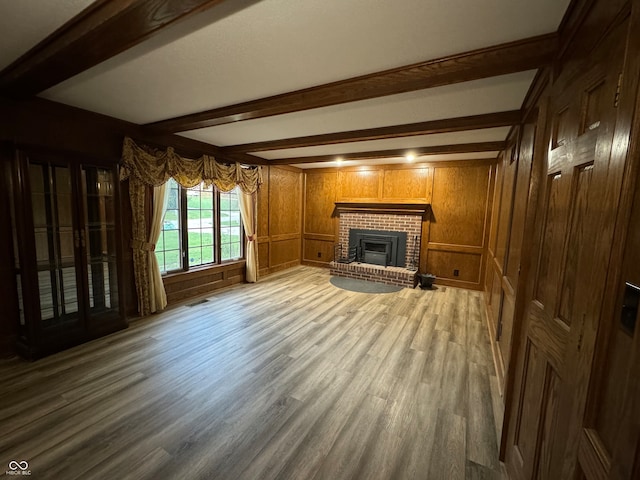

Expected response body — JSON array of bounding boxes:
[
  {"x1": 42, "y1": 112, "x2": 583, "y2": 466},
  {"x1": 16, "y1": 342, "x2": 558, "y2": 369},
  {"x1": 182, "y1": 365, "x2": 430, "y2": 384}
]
[
  {"x1": 303, "y1": 161, "x2": 495, "y2": 290},
  {"x1": 491, "y1": 2, "x2": 640, "y2": 478},
  {"x1": 258, "y1": 166, "x2": 303, "y2": 276},
  {"x1": 484, "y1": 126, "x2": 536, "y2": 386}
]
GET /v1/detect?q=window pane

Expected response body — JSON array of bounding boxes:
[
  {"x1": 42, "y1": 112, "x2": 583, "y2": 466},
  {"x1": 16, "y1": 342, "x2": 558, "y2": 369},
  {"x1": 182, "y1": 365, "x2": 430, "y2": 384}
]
[
  {"x1": 221, "y1": 243, "x2": 231, "y2": 261},
  {"x1": 164, "y1": 230, "x2": 180, "y2": 251},
  {"x1": 165, "y1": 250, "x2": 181, "y2": 271},
  {"x1": 157, "y1": 178, "x2": 182, "y2": 273},
  {"x1": 188, "y1": 229, "x2": 202, "y2": 247},
  {"x1": 201, "y1": 229, "x2": 214, "y2": 247},
  {"x1": 220, "y1": 187, "x2": 243, "y2": 261},
  {"x1": 186, "y1": 190, "x2": 200, "y2": 209},
  {"x1": 202, "y1": 245, "x2": 214, "y2": 264},
  {"x1": 188, "y1": 248, "x2": 202, "y2": 266},
  {"x1": 184, "y1": 182, "x2": 216, "y2": 267}
]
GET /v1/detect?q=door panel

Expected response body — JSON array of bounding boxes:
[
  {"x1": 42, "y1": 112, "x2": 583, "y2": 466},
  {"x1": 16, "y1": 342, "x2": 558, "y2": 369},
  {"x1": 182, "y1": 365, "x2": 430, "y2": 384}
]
[
  {"x1": 513, "y1": 340, "x2": 548, "y2": 478},
  {"x1": 533, "y1": 172, "x2": 567, "y2": 309},
  {"x1": 505, "y1": 16, "x2": 627, "y2": 480},
  {"x1": 558, "y1": 164, "x2": 594, "y2": 325}
]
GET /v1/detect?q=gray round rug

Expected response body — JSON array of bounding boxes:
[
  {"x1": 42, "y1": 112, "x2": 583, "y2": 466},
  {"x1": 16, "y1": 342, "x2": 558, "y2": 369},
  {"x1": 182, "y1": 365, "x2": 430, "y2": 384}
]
[{"x1": 330, "y1": 276, "x2": 403, "y2": 294}]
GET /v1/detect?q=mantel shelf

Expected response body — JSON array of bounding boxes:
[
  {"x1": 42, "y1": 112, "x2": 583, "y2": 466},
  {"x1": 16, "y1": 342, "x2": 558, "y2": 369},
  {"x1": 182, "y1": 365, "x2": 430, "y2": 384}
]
[{"x1": 334, "y1": 201, "x2": 430, "y2": 216}]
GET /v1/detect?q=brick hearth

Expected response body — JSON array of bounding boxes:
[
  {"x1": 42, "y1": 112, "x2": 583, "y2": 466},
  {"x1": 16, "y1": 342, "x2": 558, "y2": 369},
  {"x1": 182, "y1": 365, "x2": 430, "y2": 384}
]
[{"x1": 330, "y1": 261, "x2": 417, "y2": 288}]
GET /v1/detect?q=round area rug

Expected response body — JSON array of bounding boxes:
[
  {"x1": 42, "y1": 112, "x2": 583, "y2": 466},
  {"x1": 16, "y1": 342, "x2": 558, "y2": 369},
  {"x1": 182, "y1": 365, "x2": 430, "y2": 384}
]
[{"x1": 330, "y1": 276, "x2": 403, "y2": 294}]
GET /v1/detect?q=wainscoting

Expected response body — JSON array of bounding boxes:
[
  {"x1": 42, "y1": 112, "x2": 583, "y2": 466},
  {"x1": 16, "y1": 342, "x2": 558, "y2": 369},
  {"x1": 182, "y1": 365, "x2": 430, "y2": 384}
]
[{"x1": 0, "y1": 266, "x2": 504, "y2": 479}]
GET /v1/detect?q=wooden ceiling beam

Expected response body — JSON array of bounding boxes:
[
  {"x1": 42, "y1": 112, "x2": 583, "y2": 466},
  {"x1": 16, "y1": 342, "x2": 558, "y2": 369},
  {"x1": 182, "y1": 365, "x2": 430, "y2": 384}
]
[
  {"x1": 0, "y1": 0, "x2": 232, "y2": 97},
  {"x1": 267, "y1": 141, "x2": 505, "y2": 165},
  {"x1": 145, "y1": 34, "x2": 556, "y2": 134},
  {"x1": 222, "y1": 110, "x2": 521, "y2": 153}
]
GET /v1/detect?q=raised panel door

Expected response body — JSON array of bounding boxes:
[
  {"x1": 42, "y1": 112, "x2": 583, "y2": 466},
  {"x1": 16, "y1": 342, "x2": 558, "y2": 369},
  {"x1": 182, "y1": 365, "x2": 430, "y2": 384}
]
[{"x1": 505, "y1": 19, "x2": 627, "y2": 480}]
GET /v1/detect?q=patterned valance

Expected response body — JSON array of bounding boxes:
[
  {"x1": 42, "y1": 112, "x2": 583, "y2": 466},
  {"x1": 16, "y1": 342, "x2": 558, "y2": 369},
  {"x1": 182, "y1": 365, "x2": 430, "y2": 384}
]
[{"x1": 120, "y1": 137, "x2": 262, "y2": 193}]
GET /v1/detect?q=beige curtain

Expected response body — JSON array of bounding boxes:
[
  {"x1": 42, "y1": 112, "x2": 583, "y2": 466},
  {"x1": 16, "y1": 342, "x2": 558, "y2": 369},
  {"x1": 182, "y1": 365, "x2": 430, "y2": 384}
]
[
  {"x1": 120, "y1": 137, "x2": 263, "y2": 316},
  {"x1": 148, "y1": 183, "x2": 169, "y2": 313},
  {"x1": 239, "y1": 191, "x2": 258, "y2": 283}
]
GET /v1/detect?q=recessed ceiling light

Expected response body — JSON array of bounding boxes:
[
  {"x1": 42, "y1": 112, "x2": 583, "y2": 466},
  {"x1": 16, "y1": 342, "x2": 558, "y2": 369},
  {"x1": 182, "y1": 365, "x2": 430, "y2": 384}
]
[
  {"x1": 336, "y1": 157, "x2": 343, "y2": 165},
  {"x1": 405, "y1": 153, "x2": 416, "y2": 162}
]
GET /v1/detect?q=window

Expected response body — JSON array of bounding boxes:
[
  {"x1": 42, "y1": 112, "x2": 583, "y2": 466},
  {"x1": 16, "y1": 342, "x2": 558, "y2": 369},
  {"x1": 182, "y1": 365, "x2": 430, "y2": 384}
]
[
  {"x1": 220, "y1": 189, "x2": 242, "y2": 261},
  {"x1": 156, "y1": 179, "x2": 181, "y2": 272},
  {"x1": 155, "y1": 179, "x2": 243, "y2": 273}
]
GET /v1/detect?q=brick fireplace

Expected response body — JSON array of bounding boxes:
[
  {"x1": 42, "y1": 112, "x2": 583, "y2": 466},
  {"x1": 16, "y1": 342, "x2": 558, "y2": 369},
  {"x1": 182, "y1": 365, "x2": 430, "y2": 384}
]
[{"x1": 330, "y1": 203, "x2": 428, "y2": 288}]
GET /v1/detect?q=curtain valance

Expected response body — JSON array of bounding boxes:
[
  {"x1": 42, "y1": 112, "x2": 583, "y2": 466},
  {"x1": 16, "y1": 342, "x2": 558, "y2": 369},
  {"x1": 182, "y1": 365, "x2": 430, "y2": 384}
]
[
  {"x1": 120, "y1": 136, "x2": 262, "y2": 193},
  {"x1": 120, "y1": 136, "x2": 262, "y2": 316}
]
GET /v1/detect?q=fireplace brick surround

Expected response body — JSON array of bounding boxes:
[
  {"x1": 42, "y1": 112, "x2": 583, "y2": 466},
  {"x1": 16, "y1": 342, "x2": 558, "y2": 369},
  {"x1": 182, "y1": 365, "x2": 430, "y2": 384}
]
[{"x1": 330, "y1": 207, "x2": 425, "y2": 288}]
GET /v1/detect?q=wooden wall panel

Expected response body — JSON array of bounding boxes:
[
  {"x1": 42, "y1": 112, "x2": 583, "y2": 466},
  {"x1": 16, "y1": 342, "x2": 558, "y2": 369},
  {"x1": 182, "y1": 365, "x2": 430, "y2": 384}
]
[
  {"x1": 163, "y1": 262, "x2": 245, "y2": 304},
  {"x1": 382, "y1": 167, "x2": 430, "y2": 200},
  {"x1": 269, "y1": 167, "x2": 302, "y2": 236},
  {"x1": 303, "y1": 162, "x2": 494, "y2": 288},
  {"x1": 303, "y1": 239, "x2": 336, "y2": 265},
  {"x1": 488, "y1": 161, "x2": 503, "y2": 256},
  {"x1": 258, "y1": 166, "x2": 303, "y2": 275},
  {"x1": 425, "y1": 250, "x2": 481, "y2": 284},
  {"x1": 506, "y1": 123, "x2": 535, "y2": 286},
  {"x1": 499, "y1": 292, "x2": 515, "y2": 378},
  {"x1": 430, "y1": 165, "x2": 490, "y2": 247},
  {"x1": 271, "y1": 239, "x2": 301, "y2": 268},
  {"x1": 491, "y1": 269, "x2": 503, "y2": 333},
  {"x1": 304, "y1": 172, "x2": 337, "y2": 235},
  {"x1": 257, "y1": 170, "x2": 270, "y2": 238},
  {"x1": 494, "y1": 148, "x2": 517, "y2": 270},
  {"x1": 258, "y1": 242, "x2": 269, "y2": 275},
  {"x1": 338, "y1": 169, "x2": 381, "y2": 200}
]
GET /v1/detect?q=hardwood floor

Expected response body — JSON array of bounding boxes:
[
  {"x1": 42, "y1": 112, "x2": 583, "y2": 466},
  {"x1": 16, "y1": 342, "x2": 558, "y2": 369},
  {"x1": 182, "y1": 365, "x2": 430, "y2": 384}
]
[{"x1": 0, "y1": 266, "x2": 505, "y2": 479}]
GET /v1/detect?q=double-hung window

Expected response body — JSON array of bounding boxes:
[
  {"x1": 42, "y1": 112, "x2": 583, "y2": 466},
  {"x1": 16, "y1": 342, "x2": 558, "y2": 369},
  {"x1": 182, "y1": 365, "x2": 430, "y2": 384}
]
[{"x1": 155, "y1": 178, "x2": 243, "y2": 274}]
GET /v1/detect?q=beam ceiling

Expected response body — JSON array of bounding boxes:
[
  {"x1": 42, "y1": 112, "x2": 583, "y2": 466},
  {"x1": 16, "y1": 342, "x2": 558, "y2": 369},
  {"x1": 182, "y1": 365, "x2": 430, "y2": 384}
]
[
  {"x1": 0, "y1": 0, "x2": 232, "y2": 98},
  {"x1": 267, "y1": 141, "x2": 505, "y2": 166},
  {"x1": 222, "y1": 110, "x2": 521, "y2": 154},
  {"x1": 145, "y1": 34, "x2": 556, "y2": 134}
]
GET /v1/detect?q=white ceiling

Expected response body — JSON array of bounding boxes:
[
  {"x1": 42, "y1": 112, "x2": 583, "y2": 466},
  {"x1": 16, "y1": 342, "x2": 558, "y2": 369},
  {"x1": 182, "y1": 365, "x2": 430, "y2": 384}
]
[
  {"x1": 179, "y1": 71, "x2": 536, "y2": 148},
  {"x1": 0, "y1": 0, "x2": 96, "y2": 71},
  {"x1": 1, "y1": 0, "x2": 572, "y2": 168}
]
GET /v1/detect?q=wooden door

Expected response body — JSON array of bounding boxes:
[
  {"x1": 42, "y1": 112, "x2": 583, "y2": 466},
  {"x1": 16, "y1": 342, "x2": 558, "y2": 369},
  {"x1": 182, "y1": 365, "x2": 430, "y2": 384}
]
[
  {"x1": 577, "y1": 3, "x2": 640, "y2": 473},
  {"x1": 504, "y1": 18, "x2": 628, "y2": 480}
]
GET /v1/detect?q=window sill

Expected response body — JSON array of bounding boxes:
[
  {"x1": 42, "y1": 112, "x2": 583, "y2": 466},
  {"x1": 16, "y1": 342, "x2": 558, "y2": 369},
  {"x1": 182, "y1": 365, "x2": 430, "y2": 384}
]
[{"x1": 162, "y1": 259, "x2": 246, "y2": 284}]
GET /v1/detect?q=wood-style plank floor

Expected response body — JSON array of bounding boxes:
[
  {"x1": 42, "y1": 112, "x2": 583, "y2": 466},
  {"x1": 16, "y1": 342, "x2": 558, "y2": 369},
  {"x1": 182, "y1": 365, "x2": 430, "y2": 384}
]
[{"x1": 0, "y1": 266, "x2": 505, "y2": 480}]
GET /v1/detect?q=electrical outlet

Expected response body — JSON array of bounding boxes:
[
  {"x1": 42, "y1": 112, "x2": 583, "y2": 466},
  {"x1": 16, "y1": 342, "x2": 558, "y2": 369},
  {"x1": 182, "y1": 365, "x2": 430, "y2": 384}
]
[
  {"x1": 453, "y1": 269, "x2": 459, "y2": 277},
  {"x1": 317, "y1": 251, "x2": 322, "y2": 258}
]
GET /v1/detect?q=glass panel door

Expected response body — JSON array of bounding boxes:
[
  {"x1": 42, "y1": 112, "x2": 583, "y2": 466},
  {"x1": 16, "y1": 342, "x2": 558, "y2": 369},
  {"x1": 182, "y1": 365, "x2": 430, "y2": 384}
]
[
  {"x1": 82, "y1": 166, "x2": 119, "y2": 317},
  {"x1": 29, "y1": 162, "x2": 82, "y2": 328}
]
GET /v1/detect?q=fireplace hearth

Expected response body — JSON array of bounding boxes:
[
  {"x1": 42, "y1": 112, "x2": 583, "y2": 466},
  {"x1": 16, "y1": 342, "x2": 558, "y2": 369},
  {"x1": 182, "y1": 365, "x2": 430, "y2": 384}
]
[
  {"x1": 331, "y1": 208, "x2": 424, "y2": 288},
  {"x1": 349, "y1": 228, "x2": 407, "y2": 267}
]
